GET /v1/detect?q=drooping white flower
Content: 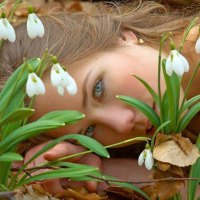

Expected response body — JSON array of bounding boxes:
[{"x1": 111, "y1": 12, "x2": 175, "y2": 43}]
[
  {"x1": 27, "y1": 13, "x2": 45, "y2": 39},
  {"x1": 195, "y1": 37, "x2": 200, "y2": 54},
  {"x1": 0, "y1": 17, "x2": 16, "y2": 42},
  {"x1": 26, "y1": 72, "x2": 45, "y2": 97},
  {"x1": 138, "y1": 148, "x2": 154, "y2": 170},
  {"x1": 50, "y1": 63, "x2": 77, "y2": 96},
  {"x1": 165, "y1": 49, "x2": 189, "y2": 77}
]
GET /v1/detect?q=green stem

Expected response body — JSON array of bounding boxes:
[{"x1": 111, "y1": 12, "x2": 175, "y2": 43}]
[
  {"x1": 8, "y1": 0, "x2": 22, "y2": 21},
  {"x1": 179, "y1": 17, "x2": 199, "y2": 53}
]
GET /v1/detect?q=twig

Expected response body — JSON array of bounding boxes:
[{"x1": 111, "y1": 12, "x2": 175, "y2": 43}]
[{"x1": 89, "y1": 175, "x2": 200, "y2": 184}]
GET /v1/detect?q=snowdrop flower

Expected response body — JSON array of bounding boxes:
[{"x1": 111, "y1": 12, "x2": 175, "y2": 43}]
[
  {"x1": 26, "y1": 72, "x2": 45, "y2": 97},
  {"x1": 195, "y1": 36, "x2": 200, "y2": 54},
  {"x1": 27, "y1": 7, "x2": 45, "y2": 39},
  {"x1": 138, "y1": 146, "x2": 154, "y2": 171},
  {"x1": 0, "y1": 14, "x2": 16, "y2": 42},
  {"x1": 165, "y1": 49, "x2": 189, "y2": 77},
  {"x1": 51, "y1": 63, "x2": 77, "y2": 96}
]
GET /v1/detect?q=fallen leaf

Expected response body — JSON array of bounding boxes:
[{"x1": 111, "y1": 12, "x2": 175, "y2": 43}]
[
  {"x1": 140, "y1": 185, "x2": 158, "y2": 200},
  {"x1": 153, "y1": 140, "x2": 199, "y2": 167},
  {"x1": 153, "y1": 169, "x2": 183, "y2": 200},
  {"x1": 154, "y1": 133, "x2": 172, "y2": 147},
  {"x1": 173, "y1": 134, "x2": 193, "y2": 154}
]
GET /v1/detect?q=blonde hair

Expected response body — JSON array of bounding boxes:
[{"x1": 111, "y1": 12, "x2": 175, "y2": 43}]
[{"x1": 0, "y1": 0, "x2": 199, "y2": 88}]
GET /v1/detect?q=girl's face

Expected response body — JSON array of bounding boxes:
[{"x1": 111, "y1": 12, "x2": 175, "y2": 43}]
[{"x1": 32, "y1": 42, "x2": 165, "y2": 145}]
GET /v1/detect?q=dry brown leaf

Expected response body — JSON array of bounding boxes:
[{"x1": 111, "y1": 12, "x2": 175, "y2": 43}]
[
  {"x1": 140, "y1": 185, "x2": 158, "y2": 200},
  {"x1": 156, "y1": 161, "x2": 171, "y2": 171},
  {"x1": 154, "y1": 133, "x2": 172, "y2": 147},
  {"x1": 105, "y1": 186, "x2": 144, "y2": 200},
  {"x1": 153, "y1": 169, "x2": 183, "y2": 200},
  {"x1": 15, "y1": 185, "x2": 59, "y2": 200},
  {"x1": 56, "y1": 186, "x2": 105, "y2": 200},
  {"x1": 153, "y1": 140, "x2": 199, "y2": 167},
  {"x1": 173, "y1": 134, "x2": 193, "y2": 154}
]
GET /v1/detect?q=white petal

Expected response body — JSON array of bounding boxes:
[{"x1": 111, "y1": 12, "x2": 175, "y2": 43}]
[
  {"x1": 67, "y1": 77, "x2": 77, "y2": 95},
  {"x1": 172, "y1": 55, "x2": 185, "y2": 76},
  {"x1": 4, "y1": 19, "x2": 16, "y2": 42},
  {"x1": 179, "y1": 53, "x2": 189, "y2": 72},
  {"x1": 35, "y1": 76, "x2": 45, "y2": 95},
  {"x1": 0, "y1": 19, "x2": 8, "y2": 40},
  {"x1": 51, "y1": 64, "x2": 62, "y2": 87},
  {"x1": 32, "y1": 13, "x2": 45, "y2": 38},
  {"x1": 57, "y1": 86, "x2": 64, "y2": 96},
  {"x1": 26, "y1": 73, "x2": 37, "y2": 97},
  {"x1": 145, "y1": 150, "x2": 154, "y2": 170},
  {"x1": 195, "y1": 37, "x2": 200, "y2": 54},
  {"x1": 138, "y1": 150, "x2": 145, "y2": 166},
  {"x1": 165, "y1": 55, "x2": 173, "y2": 76},
  {"x1": 27, "y1": 14, "x2": 38, "y2": 39}
]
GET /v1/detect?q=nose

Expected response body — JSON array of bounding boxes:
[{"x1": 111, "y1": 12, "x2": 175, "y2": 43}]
[{"x1": 92, "y1": 106, "x2": 135, "y2": 134}]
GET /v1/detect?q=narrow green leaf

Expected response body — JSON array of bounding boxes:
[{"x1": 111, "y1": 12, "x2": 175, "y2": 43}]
[
  {"x1": 117, "y1": 95, "x2": 160, "y2": 128},
  {"x1": 132, "y1": 75, "x2": 159, "y2": 107},
  {"x1": 38, "y1": 110, "x2": 85, "y2": 125},
  {"x1": 181, "y1": 95, "x2": 200, "y2": 113},
  {"x1": 0, "y1": 58, "x2": 40, "y2": 113},
  {"x1": 178, "y1": 102, "x2": 200, "y2": 132},
  {"x1": 0, "y1": 120, "x2": 65, "y2": 152},
  {"x1": 0, "y1": 108, "x2": 34, "y2": 125},
  {"x1": 17, "y1": 168, "x2": 97, "y2": 187},
  {"x1": 0, "y1": 153, "x2": 23, "y2": 162},
  {"x1": 162, "y1": 60, "x2": 180, "y2": 132},
  {"x1": 63, "y1": 134, "x2": 109, "y2": 158},
  {"x1": 21, "y1": 134, "x2": 109, "y2": 177}
]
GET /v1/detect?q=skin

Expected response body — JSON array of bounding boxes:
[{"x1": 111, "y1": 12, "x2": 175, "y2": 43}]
[
  {"x1": 25, "y1": 30, "x2": 200, "y2": 195},
  {"x1": 31, "y1": 31, "x2": 165, "y2": 145}
]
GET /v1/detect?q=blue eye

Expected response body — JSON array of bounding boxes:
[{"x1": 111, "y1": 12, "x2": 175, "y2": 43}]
[
  {"x1": 84, "y1": 124, "x2": 96, "y2": 137},
  {"x1": 93, "y1": 79, "x2": 104, "y2": 101}
]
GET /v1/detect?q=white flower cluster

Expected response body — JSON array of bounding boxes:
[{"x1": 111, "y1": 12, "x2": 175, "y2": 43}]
[
  {"x1": 138, "y1": 144, "x2": 154, "y2": 171},
  {"x1": 26, "y1": 63, "x2": 77, "y2": 98},
  {"x1": 0, "y1": 7, "x2": 77, "y2": 98}
]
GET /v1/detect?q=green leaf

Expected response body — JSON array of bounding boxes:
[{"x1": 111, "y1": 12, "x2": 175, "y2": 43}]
[
  {"x1": 38, "y1": 110, "x2": 85, "y2": 125},
  {"x1": 0, "y1": 153, "x2": 23, "y2": 162},
  {"x1": 25, "y1": 134, "x2": 109, "y2": 167},
  {"x1": 162, "y1": 60, "x2": 180, "y2": 132},
  {"x1": 117, "y1": 95, "x2": 160, "y2": 128},
  {"x1": 0, "y1": 58, "x2": 40, "y2": 114},
  {"x1": 0, "y1": 120, "x2": 65, "y2": 153},
  {"x1": 16, "y1": 167, "x2": 98, "y2": 187},
  {"x1": 0, "y1": 108, "x2": 34, "y2": 125},
  {"x1": 180, "y1": 95, "x2": 200, "y2": 113},
  {"x1": 161, "y1": 91, "x2": 171, "y2": 133},
  {"x1": 188, "y1": 135, "x2": 200, "y2": 200},
  {"x1": 132, "y1": 75, "x2": 159, "y2": 107},
  {"x1": 178, "y1": 102, "x2": 200, "y2": 132}
]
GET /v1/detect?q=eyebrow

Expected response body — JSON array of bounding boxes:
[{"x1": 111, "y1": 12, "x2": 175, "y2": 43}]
[{"x1": 82, "y1": 68, "x2": 93, "y2": 107}]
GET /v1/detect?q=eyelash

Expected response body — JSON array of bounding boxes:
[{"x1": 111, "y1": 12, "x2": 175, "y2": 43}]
[{"x1": 92, "y1": 78, "x2": 104, "y2": 102}]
